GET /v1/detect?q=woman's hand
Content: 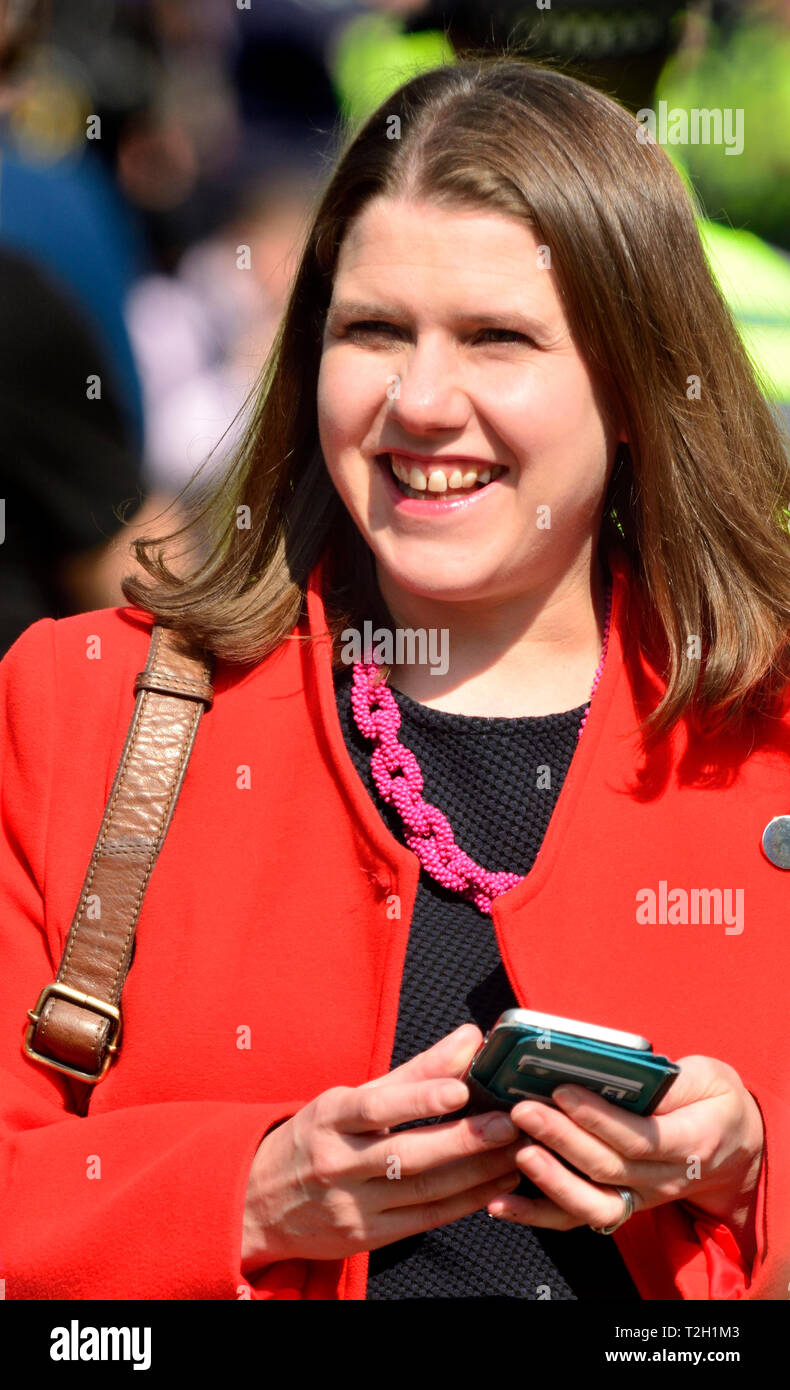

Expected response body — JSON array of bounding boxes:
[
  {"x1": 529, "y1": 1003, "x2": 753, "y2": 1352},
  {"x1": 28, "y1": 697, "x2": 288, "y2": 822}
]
[
  {"x1": 488, "y1": 1055, "x2": 765, "y2": 1268},
  {"x1": 241, "y1": 1024, "x2": 523, "y2": 1272}
]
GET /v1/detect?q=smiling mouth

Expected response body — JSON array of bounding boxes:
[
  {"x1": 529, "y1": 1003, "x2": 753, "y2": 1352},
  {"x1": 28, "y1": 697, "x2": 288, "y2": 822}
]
[{"x1": 378, "y1": 452, "x2": 507, "y2": 499}]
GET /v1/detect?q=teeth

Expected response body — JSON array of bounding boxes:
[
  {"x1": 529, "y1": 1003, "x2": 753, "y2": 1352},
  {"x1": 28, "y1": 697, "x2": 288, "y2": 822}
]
[{"x1": 387, "y1": 455, "x2": 503, "y2": 493}]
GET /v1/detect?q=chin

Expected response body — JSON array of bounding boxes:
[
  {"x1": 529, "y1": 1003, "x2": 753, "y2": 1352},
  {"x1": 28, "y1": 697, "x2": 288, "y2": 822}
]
[{"x1": 376, "y1": 554, "x2": 497, "y2": 602}]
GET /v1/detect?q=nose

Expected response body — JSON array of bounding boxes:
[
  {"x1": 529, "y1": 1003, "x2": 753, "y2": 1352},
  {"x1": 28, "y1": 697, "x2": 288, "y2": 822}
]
[{"x1": 385, "y1": 334, "x2": 470, "y2": 434}]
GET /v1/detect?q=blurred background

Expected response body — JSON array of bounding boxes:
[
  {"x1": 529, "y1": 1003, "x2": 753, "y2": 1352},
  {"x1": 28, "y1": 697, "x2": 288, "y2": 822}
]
[{"x1": 1, "y1": 0, "x2": 788, "y2": 654}]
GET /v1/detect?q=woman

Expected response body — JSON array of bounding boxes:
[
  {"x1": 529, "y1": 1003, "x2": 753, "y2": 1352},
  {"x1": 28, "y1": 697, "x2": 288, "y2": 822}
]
[{"x1": 1, "y1": 56, "x2": 788, "y2": 1301}]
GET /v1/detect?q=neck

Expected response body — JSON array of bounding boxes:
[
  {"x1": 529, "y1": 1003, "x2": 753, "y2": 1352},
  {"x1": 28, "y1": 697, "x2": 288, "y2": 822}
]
[{"x1": 375, "y1": 546, "x2": 611, "y2": 718}]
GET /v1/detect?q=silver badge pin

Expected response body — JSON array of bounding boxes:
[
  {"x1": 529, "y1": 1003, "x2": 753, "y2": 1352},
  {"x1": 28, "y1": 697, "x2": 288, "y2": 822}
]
[{"x1": 762, "y1": 816, "x2": 790, "y2": 869}]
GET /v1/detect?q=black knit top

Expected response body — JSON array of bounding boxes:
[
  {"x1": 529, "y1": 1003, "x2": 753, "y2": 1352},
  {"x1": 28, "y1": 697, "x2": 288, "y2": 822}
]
[{"x1": 332, "y1": 663, "x2": 642, "y2": 1301}]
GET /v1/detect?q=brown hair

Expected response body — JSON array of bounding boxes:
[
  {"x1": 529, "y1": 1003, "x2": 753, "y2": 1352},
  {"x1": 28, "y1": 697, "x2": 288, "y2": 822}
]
[{"x1": 121, "y1": 53, "x2": 790, "y2": 746}]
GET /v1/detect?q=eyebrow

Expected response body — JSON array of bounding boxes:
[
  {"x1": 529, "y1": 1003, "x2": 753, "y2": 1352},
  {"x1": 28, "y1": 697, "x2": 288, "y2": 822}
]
[{"x1": 325, "y1": 299, "x2": 552, "y2": 338}]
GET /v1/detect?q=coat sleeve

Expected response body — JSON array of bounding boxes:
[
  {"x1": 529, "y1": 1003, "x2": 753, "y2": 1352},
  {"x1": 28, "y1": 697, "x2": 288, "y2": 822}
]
[
  {"x1": 0, "y1": 619, "x2": 340, "y2": 1300},
  {"x1": 615, "y1": 1084, "x2": 790, "y2": 1300},
  {"x1": 678, "y1": 1081, "x2": 790, "y2": 1301}
]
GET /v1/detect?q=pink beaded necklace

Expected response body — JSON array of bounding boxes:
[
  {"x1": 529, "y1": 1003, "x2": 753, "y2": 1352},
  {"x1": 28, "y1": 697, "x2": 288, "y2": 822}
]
[{"x1": 349, "y1": 579, "x2": 613, "y2": 915}]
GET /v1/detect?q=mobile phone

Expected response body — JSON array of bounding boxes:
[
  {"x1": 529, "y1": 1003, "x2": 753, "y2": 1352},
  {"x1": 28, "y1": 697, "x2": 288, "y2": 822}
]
[{"x1": 462, "y1": 1008, "x2": 680, "y2": 1117}]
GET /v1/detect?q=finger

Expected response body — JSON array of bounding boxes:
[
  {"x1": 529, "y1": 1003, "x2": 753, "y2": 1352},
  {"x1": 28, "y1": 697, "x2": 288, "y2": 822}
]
[
  {"x1": 547, "y1": 1087, "x2": 664, "y2": 1161},
  {"x1": 358, "y1": 1107, "x2": 522, "y2": 1177},
  {"x1": 363, "y1": 1024, "x2": 483, "y2": 1091},
  {"x1": 327, "y1": 1076, "x2": 471, "y2": 1135},
  {"x1": 368, "y1": 1139, "x2": 523, "y2": 1211},
  {"x1": 490, "y1": 1144, "x2": 644, "y2": 1231},
  {"x1": 486, "y1": 1192, "x2": 569, "y2": 1228},
  {"x1": 549, "y1": 1086, "x2": 716, "y2": 1167},
  {"x1": 509, "y1": 1099, "x2": 679, "y2": 1189},
  {"x1": 371, "y1": 1169, "x2": 523, "y2": 1246}
]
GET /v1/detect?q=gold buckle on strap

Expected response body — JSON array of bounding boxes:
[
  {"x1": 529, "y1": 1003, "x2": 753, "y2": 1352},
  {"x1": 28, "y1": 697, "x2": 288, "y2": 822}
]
[{"x1": 24, "y1": 982, "x2": 122, "y2": 1084}]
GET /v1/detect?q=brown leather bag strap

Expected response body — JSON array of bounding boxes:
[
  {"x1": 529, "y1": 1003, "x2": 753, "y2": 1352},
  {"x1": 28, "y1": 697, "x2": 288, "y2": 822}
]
[{"x1": 23, "y1": 624, "x2": 214, "y2": 1098}]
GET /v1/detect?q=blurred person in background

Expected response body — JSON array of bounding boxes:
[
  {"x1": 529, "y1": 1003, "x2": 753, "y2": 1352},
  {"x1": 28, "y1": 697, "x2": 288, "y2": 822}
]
[
  {"x1": 0, "y1": 245, "x2": 175, "y2": 657},
  {"x1": 655, "y1": 0, "x2": 790, "y2": 431},
  {"x1": 83, "y1": 0, "x2": 348, "y2": 492},
  {"x1": 657, "y1": 0, "x2": 790, "y2": 255},
  {"x1": 126, "y1": 168, "x2": 317, "y2": 495},
  {"x1": 0, "y1": 0, "x2": 146, "y2": 443},
  {"x1": 0, "y1": 0, "x2": 184, "y2": 649}
]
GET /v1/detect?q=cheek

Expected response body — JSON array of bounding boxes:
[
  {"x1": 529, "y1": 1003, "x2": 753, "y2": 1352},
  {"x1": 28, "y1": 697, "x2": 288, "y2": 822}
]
[
  {"x1": 316, "y1": 357, "x2": 372, "y2": 504},
  {"x1": 317, "y1": 351, "x2": 388, "y2": 447},
  {"x1": 499, "y1": 366, "x2": 609, "y2": 459}
]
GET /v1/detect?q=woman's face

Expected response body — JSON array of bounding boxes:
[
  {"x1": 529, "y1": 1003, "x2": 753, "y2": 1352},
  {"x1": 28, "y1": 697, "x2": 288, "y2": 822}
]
[{"x1": 317, "y1": 196, "x2": 624, "y2": 614}]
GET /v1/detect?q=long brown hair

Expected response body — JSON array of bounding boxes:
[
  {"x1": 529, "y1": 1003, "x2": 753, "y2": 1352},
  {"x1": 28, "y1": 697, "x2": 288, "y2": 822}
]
[{"x1": 121, "y1": 53, "x2": 790, "y2": 745}]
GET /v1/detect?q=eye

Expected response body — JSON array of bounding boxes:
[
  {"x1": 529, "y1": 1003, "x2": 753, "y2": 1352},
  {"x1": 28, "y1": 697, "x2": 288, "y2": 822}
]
[
  {"x1": 341, "y1": 320, "x2": 401, "y2": 340},
  {"x1": 476, "y1": 328, "x2": 533, "y2": 345}
]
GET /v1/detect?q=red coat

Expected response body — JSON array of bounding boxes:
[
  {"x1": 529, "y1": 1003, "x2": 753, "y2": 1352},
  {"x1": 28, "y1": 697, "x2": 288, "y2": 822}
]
[{"x1": 0, "y1": 544, "x2": 788, "y2": 1300}]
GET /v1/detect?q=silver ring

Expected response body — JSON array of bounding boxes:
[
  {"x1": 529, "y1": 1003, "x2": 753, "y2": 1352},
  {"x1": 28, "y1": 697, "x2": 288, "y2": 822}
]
[{"x1": 589, "y1": 1186, "x2": 634, "y2": 1235}]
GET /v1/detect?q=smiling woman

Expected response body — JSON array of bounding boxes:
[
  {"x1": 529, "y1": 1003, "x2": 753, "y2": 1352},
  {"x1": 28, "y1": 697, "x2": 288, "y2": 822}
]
[{"x1": 2, "y1": 54, "x2": 789, "y2": 1305}]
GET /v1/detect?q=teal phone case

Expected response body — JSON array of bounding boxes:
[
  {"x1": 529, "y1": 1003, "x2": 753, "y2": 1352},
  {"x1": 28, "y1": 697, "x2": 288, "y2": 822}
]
[{"x1": 467, "y1": 1022, "x2": 680, "y2": 1116}]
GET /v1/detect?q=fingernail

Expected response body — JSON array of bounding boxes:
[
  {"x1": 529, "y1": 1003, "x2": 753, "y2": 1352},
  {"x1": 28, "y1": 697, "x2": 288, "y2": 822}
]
[
  {"x1": 488, "y1": 1195, "x2": 514, "y2": 1217},
  {"x1": 553, "y1": 1086, "x2": 579, "y2": 1107},
  {"x1": 439, "y1": 1080, "x2": 467, "y2": 1106},
  {"x1": 519, "y1": 1145, "x2": 543, "y2": 1167},
  {"x1": 449, "y1": 1024, "x2": 473, "y2": 1040},
  {"x1": 482, "y1": 1114, "x2": 517, "y2": 1143}
]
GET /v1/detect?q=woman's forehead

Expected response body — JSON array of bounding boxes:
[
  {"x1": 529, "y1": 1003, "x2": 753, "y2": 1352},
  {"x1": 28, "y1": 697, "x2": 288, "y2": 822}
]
[
  {"x1": 339, "y1": 195, "x2": 540, "y2": 252},
  {"x1": 330, "y1": 197, "x2": 561, "y2": 320}
]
